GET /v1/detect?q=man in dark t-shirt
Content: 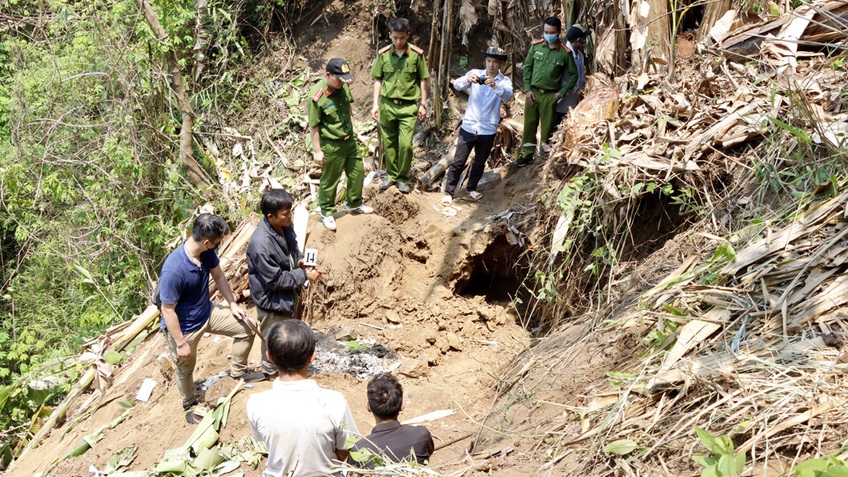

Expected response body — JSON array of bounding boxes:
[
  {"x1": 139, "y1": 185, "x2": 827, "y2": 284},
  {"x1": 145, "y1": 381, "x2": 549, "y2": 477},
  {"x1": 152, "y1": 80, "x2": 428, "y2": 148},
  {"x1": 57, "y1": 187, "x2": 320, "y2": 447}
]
[{"x1": 348, "y1": 373, "x2": 434, "y2": 467}]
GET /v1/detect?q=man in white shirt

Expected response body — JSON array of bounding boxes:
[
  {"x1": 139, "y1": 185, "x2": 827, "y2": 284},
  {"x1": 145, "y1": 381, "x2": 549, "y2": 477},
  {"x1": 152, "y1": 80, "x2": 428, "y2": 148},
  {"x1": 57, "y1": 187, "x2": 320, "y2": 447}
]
[
  {"x1": 441, "y1": 46, "x2": 514, "y2": 205},
  {"x1": 247, "y1": 320, "x2": 359, "y2": 476}
]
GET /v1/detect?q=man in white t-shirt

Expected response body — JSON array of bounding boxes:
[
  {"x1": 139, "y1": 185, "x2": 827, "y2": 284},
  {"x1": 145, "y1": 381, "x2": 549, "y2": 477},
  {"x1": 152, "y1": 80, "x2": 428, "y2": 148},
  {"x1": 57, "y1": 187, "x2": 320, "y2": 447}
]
[{"x1": 247, "y1": 320, "x2": 359, "y2": 476}]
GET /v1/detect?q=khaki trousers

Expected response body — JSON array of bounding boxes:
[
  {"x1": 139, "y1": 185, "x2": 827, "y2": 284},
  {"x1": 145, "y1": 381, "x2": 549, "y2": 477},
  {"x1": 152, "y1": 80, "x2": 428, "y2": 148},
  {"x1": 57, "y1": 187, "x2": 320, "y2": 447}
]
[
  {"x1": 165, "y1": 304, "x2": 253, "y2": 408},
  {"x1": 255, "y1": 307, "x2": 294, "y2": 374}
]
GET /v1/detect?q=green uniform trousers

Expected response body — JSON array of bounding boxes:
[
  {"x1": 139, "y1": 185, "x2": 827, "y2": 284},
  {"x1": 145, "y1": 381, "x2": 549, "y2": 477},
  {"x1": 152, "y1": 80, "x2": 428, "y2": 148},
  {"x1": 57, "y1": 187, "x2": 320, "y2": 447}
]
[
  {"x1": 379, "y1": 100, "x2": 418, "y2": 183},
  {"x1": 521, "y1": 89, "x2": 558, "y2": 158},
  {"x1": 319, "y1": 137, "x2": 364, "y2": 216}
]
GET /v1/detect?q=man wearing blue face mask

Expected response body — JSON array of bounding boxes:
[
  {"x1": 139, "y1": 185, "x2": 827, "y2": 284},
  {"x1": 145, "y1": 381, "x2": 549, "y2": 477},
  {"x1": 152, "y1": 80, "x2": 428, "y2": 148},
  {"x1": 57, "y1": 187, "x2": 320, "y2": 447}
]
[{"x1": 517, "y1": 16, "x2": 578, "y2": 167}]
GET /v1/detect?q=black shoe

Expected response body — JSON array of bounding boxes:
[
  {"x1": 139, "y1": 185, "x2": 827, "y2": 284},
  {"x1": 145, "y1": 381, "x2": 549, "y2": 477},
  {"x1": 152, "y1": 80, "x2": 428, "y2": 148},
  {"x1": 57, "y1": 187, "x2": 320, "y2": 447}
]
[
  {"x1": 516, "y1": 155, "x2": 534, "y2": 167},
  {"x1": 397, "y1": 182, "x2": 411, "y2": 194},
  {"x1": 379, "y1": 179, "x2": 396, "y2": 191},
  {"x1": 182, "y1": 399, "x2": 198, "y2": 412},
  {"x1": 229, "y1": 371, "x2": 267, "y2": 383}
]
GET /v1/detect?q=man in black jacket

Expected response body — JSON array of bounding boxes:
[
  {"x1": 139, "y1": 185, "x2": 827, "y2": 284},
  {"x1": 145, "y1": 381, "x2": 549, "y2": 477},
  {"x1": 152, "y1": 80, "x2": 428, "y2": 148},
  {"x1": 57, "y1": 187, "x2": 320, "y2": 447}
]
[{"x1": 246, "y1": 189, "x2": 320, "y2": 377}]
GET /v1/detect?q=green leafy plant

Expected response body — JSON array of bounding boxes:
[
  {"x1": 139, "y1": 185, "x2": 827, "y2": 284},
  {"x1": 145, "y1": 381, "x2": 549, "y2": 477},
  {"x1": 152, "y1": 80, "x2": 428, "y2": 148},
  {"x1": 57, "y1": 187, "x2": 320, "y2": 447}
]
[
  {"x1": 345, "y1": 340, "x2": 368, "y2": 352},
  {"x1": 603, "y1": 439, "x2": 639, "y2": 455},
  {"x1": 794, "y1": 454, "x2": 848, "y2": 476},
  {"x1": 692, "y1": 426, "x2": 746, "y2": 477}
]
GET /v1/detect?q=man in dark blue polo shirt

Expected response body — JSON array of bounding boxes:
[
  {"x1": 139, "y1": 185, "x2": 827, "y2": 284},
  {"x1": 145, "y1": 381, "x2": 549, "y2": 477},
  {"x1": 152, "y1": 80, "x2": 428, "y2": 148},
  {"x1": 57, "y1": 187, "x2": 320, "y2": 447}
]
[
  {"x1": 159, "y1": 214, "x2": 257, "y2": 416},
  {"x1": 349, "y1": 373, "x2": 434, "y2": 467}
]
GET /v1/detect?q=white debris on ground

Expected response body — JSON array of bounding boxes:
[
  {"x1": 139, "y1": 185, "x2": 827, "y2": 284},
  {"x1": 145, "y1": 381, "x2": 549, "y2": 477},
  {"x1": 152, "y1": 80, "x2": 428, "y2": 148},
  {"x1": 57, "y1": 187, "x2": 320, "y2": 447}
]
[{"x1": 308, "y1": 333, "x2": 395, "y2": 379}]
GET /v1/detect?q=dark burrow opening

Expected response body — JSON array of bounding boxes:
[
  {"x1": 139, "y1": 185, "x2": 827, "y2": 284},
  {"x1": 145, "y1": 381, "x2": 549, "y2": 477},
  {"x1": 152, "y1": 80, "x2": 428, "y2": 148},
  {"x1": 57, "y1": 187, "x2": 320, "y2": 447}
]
[
  {"x1": 622, "y1": 189, "x2": 691, "y2": 261},
  {"x1": 453, "y1": 234, "x2": 530, "y2": 306}
]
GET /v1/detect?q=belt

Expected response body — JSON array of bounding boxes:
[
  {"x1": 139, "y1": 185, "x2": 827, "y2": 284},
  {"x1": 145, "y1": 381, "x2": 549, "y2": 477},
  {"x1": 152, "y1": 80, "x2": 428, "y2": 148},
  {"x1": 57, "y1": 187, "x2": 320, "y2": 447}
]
[
  {"x1": 532, "y1": 87, "x2": 557, "y2": 94},
  {"x1": 382, "y1": 97, "x2": 417, "y2": 105},
  {"x1": 323, "y1": 134, "x2": 352, "y2": 142}
]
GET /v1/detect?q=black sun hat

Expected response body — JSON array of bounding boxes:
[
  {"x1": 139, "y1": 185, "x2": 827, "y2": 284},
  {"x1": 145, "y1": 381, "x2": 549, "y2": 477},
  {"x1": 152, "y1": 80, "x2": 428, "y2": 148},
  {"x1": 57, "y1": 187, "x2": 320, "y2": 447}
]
[
  {"x1": 482, "y1": 46, "x2": 508, "y2": 61},
  {"x1": 326, "y1": 58, "x2": 355, "y2": 84}
]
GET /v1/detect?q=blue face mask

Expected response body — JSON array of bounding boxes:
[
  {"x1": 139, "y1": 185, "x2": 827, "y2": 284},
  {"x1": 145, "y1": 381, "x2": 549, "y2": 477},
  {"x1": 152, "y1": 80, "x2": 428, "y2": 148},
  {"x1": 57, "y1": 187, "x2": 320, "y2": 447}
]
[{"x1": 543, "y1": 33, "x2": 559, "y2": 43}]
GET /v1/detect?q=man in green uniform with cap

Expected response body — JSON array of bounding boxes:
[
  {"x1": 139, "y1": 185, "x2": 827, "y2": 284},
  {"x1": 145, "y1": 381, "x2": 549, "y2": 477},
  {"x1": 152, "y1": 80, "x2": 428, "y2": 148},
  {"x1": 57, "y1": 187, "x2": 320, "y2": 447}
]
[
  {"x1": 517, "y1": 16, "x2": 578, "y2": 167},
  {"x1": 370, "y1": 17, "x2": 430, "y2": 194},
  {"x1": 308, "y1": 58, "x2": 374, "y2": 231}
]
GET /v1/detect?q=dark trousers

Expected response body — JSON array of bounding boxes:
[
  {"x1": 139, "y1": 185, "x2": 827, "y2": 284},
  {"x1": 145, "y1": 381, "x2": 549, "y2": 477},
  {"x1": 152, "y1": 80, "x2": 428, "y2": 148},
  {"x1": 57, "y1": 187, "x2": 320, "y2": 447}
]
[
  {"x1": 444, "y1": 129, "x2": 496, "y2": 195},
  {"x1": 552, "y1": 111, "x2": 566, "y2": 131}
]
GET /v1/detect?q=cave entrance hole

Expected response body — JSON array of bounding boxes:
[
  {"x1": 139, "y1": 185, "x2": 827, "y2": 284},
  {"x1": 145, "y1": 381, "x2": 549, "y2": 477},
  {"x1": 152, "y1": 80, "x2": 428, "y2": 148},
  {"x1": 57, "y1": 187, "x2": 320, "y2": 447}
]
[{"x1": 453, "y1": 234, "x2": 531, "y2": 308}]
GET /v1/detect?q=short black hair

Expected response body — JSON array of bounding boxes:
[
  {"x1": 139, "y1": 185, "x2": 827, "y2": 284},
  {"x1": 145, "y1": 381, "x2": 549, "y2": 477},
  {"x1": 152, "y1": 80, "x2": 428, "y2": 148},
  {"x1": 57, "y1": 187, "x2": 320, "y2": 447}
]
[
  {"x1": 544, "y1": 16, "x2": 562, "y2": 32},
  {"x1": 367, "y1": 373, "x2": 403, "y2": 420},
  {"x1": 388, "y1": 17, "x2": 410, "y2": 33},
  {"x1": 191, "y1": 214, "x2": 230, "y2": 241},
  {"x1": 267, "y1": 320, "x2": 316, "y2": 373},
  {"x1": 260, "y1": 188, "x2": 293, "y2": 217}
]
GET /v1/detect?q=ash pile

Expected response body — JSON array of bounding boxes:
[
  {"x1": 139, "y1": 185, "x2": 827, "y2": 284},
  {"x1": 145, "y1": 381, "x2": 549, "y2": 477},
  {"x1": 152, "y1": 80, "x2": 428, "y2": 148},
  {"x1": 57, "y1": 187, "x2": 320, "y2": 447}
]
[{"x1": 309, "y1": 327, "x2": 397, "y2": 379}]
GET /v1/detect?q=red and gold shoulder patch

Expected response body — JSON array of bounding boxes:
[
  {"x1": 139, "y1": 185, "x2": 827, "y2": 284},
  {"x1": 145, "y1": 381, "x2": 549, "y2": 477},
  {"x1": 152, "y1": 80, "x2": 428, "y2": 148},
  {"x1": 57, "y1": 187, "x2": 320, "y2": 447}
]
[
  {"x1": 409, "y1": 44, "x2": 424, "y2": 55},
  {"x1": 311, "y1": 88, "x2": 325, "y2": 102},
  {"x1": 378, "y1": 44, "x2": 392, "y2": 54},
  {"x1": 531, "y1": 38, "x2": 545, "y2": 45}
]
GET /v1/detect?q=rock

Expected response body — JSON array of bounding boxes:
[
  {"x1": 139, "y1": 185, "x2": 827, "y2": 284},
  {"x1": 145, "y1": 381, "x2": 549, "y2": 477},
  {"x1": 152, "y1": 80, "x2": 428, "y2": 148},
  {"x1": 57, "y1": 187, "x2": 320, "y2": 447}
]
[
  {"x1": 478, "y1": 307, "x2": 494, "y2": 322},
  {"x1": 334, "y1": 327, "x2": 357, "y2": 341},
  {"x1": 432, "y1": 285, "x2": 452, "y2": 301},
  {"x1": 398, "y1": 358, "x2": 428, "y2": 378},
  {"x1": 386, "y1": 310, "x2": 401, "y2": 324},
  {"x1": 446, "y1": 332, "x2": 462, "y2": 351},
  {"x1": 436, "y1": 336, "x2": 449, "y2": 354},
  {"x1": 420, "y1": 352, "x2": 436, "y2": 366}
]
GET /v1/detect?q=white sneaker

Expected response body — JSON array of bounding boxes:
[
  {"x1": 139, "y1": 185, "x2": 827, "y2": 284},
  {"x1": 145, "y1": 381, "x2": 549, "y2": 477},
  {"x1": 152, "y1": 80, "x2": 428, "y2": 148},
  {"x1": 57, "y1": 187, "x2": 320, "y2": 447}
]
[
  {"x1": 441, "y1": 195, "x2": 453, "y2": 206},
  {"x1": 346, "y1": 204, "x2": 375, "y2": 214},
  {"x1": 320, "y1": 214, "x2": 337, "y2": 231},
  {"x1": 468, "y1": 191, "x2": 483, "y2": 200}
]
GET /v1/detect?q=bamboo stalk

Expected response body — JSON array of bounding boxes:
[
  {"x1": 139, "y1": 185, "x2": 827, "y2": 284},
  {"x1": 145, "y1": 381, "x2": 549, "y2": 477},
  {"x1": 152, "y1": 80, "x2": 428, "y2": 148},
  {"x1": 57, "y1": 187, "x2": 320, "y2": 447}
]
[{"x1": 18, "y1": 305, "x2": 161, "y2": 458}]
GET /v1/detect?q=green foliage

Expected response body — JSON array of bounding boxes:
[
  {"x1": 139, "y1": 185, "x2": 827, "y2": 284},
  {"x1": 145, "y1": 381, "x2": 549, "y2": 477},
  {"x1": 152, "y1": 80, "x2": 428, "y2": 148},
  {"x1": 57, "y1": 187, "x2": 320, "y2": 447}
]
[
  {"x1": 344, "y1": 340, "x2": 368, "y2": 352},
  {"x1": 692, "y1": 426, "x2": 746, "y2": 477},
  {"x1": 603, "y1": 439, "x2": 639, "y2": 455},
  {"x1": 641, "y1": 319, "x2": 679, "y2": 354},
  {"x1": 604, "y1": 371, "x2": 637, "y2": 387},
  {"x1": 795, "y1": 455, "x2": 848, "y2": 477}
]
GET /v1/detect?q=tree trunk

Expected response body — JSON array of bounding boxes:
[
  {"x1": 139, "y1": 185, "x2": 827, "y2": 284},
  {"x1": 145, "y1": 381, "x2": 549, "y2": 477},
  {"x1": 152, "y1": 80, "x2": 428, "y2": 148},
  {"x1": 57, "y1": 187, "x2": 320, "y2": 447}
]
[
  {"x1": 630, "y1": 0, "x2": 670, "y2": 73},
  {"x1": 137, "y1": 0, "x2": 212, "y2": 189}
]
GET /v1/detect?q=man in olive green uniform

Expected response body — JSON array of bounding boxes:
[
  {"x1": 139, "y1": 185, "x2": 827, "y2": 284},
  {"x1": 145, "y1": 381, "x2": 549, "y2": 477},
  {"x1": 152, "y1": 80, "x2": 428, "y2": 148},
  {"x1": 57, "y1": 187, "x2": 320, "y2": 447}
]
[
  {"x1": 308, "y1": 58, "x2": 374, "y2": 231},
  {"x1": 517, "y1": 17, "x2": 578, "y2": 167},
  {"x1": 370, "y1": 17, "x2": 431, "y2": 194}
]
